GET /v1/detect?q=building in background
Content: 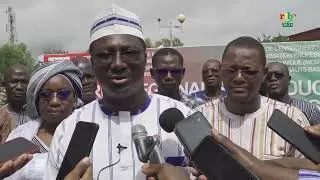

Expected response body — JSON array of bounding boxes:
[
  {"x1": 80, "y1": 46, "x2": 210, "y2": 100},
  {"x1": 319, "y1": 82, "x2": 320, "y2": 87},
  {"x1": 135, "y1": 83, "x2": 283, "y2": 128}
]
[{"x1": 289, "y1": 28, "x2": 320, "y2": 41}]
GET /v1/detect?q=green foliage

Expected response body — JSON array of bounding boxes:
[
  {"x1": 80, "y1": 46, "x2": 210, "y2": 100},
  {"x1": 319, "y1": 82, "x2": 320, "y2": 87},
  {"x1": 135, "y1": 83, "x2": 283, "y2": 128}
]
[
  {"x1": 0, "y1": 43, "x2": 35, "y2": 75},
  {"x1": 42, "y1": 48, "x2": 69, "y2": 54},
  {"x1": 258, "y1": 33, "x2": 289, "y2": 43},
  {"x1": 145, "y1": 38, "x2": 184, "y2": 48},
  {"x1": 145, "y1": 38, "x2": 153, "y2": 48}
]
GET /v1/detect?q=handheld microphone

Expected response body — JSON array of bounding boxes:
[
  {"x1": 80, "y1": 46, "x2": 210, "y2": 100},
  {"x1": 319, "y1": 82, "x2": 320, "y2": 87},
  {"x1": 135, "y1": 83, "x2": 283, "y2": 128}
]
[{"x1": 131, "y1": 124, "x2": 165, "y2": 164}]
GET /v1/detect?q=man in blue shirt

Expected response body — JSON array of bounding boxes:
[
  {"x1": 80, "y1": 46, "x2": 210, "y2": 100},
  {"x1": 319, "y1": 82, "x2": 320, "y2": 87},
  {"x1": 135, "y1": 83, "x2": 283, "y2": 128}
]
[
  {"x1": 191, "y1": 59, "x2": 225, "y2": 103},
  {"x1": 264, "y1": 62, "x2": 320, "y2": 125}
]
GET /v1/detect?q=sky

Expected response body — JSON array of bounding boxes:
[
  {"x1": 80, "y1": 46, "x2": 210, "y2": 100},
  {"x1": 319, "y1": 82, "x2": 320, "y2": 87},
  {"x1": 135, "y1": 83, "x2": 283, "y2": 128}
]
[{"x1": 0, "y1": 0, "x2": 319, "y2": 58}]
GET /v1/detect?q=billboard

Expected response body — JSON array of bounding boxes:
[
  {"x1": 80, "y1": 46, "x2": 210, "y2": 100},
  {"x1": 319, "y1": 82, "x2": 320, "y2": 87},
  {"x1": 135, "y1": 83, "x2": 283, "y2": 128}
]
[{"x1": 39, "y1": 41, "x2": 320, "y2": 105}]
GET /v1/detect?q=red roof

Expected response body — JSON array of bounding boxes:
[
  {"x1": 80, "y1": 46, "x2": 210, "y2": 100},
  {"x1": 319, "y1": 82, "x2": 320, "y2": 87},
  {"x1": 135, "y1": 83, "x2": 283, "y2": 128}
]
[{"x1": 288, "y1": 28, "x2": 320, "y2": 41}]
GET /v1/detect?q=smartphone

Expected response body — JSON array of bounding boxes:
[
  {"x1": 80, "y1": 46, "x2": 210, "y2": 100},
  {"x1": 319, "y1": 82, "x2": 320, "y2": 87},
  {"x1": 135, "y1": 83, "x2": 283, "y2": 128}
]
[
  {"x1": 267, "y1": 109, "x2": 320, "y2": 164},
  {"x1": 56, "y1": 121, "x2": 99, "y2": 180},
  {"x1": 0, "y1": 137, "x2": 40, "y2": 165},
  {"x1": 190, "y1": 136, "x2": 259, "y2": 180},
  {"x1": 174, "y1": 111, "x2": 213, "y2": 156}
]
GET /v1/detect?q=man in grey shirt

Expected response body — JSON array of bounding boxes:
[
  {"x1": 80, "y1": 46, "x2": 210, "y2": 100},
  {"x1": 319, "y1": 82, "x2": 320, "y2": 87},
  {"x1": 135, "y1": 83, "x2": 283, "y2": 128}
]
[{"x1": 265, "y1": 62, "x2": 320, "y2": 125}]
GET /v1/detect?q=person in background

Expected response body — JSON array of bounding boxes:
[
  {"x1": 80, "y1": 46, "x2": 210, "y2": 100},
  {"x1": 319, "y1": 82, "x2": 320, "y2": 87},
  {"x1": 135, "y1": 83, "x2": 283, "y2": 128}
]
[
  {"x1": 5, "y1": 60, "x2": 83, "y2": 180},
  {"x1": 72, "y1": 56, "x2": 97, "y2": 105},
  {"x1": 0, "y1": 64, "x2": 30, "y2": 128},
  {"x1": 265, "y1": 62, "x2": 320, "y2": 125},
  {"x1": 151, "y1": 48, "x2": 202, "y2": 108},
  {"x1": 191, "y1": 59, "x2": 225, "y2": 103},
  {"x1": 45, "y1": 5, "x2": 191, "y2": 180},
  {"x1": 0, "y1": 74, "x2": 7, "y2": 106},
  {"x1": 194, "y1": 36, "x2": 311, "y2": 162}
]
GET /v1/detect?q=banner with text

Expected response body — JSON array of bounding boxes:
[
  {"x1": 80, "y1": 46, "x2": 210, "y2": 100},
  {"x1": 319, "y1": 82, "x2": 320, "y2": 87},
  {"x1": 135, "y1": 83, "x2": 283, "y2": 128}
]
[{"x1": 39, "y1": 41, "x2": 320, "y2": 105}]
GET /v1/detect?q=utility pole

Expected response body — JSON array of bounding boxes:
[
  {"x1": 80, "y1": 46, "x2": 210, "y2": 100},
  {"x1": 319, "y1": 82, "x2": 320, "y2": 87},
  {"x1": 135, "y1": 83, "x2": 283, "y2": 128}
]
[
  {"x1": 6, "y1": 6, "x2": 17, "y2": 44},
  {"x1": 157, "y1": 14, "x2": 186, "y2": 47}
]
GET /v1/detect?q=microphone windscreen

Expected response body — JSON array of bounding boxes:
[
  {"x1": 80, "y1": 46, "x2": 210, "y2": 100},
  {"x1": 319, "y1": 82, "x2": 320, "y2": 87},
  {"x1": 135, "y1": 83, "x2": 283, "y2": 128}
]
[{"x1": 159, "y1": 108, "x2": 185, "y2": 133}]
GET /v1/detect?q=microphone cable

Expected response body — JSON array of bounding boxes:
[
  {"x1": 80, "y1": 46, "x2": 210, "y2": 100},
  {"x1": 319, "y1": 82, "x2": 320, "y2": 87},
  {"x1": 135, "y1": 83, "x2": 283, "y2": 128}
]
[{"x1": 97, "y1": 143, "x2": 127, "y2": 180}]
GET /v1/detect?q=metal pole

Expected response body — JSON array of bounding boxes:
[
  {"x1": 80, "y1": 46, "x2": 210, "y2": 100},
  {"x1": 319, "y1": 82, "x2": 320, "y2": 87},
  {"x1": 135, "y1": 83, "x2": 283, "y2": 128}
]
[{"x1": 169, "y1": 21, "x2": 173, "y2": 47}]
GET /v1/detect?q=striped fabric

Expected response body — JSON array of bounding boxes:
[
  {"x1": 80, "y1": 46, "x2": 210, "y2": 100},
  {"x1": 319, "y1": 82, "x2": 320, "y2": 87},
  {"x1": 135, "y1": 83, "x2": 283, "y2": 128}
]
[
  {"x1": 45, "y1": 94, "x2": 192, "y2": 180},
  {"x1": 0, "y1": 105, "x2": 30, "y2": 128},
  {"x1": 290, "y1": 97, "x2": 320, "y2": 125},
  {"x1": 31, "y1": 136, "x2": 49, "y2": 153},
  {"x1": 194, "y1": 96, "x2": 310, "y2": 160},
  {"x1": 299, "y1": 169, "x2": 320, "y2": 180}
]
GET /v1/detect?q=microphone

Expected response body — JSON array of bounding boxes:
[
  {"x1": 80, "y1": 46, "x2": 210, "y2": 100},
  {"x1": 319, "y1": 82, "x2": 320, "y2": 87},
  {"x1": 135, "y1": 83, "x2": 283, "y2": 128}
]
[
  {"x1": 131, "y1": 124, "x2": 165, "y2": 164},
  {"x1": 159, "y1": 108, "x2": 259, "y2": 180},
  {"x1": 159, "y1": 108, "x2": 185, "y2": 133}
]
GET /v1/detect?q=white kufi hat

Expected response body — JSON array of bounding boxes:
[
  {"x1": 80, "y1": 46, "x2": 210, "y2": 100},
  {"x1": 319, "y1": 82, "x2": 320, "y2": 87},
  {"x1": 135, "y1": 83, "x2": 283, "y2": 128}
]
[{"x1": 90, "y1": 4, "x2": 144, "y2": 43}]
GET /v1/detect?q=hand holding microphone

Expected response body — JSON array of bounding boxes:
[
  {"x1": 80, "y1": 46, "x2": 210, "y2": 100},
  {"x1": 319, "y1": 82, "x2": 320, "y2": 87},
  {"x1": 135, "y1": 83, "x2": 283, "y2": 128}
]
[{"x1": 131, "y1": 124, "x2": 165, "y2": 164}]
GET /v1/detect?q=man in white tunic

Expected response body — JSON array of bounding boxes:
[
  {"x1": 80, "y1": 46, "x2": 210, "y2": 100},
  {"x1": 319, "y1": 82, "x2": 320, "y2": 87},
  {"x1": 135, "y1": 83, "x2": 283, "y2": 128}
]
[{"x1": 45, "y1": 5, "x2": 191, "y2": 180}]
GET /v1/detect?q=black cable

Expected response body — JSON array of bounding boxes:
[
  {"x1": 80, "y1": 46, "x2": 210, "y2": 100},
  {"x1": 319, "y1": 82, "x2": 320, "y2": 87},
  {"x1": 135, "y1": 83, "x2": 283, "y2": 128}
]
[{"x1": 97, "y1": 143, "x2": 127, "y2": 180}]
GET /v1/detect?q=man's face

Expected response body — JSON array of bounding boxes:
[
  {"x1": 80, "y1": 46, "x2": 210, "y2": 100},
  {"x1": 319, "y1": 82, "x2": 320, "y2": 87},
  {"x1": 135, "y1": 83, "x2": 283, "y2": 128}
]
[
  {"x1": 221, "y1": 47, "x2": 265, "y2": 103},
  {"x1": 202, "y1": 61, "x2": 221, "y2": 88},
  {"x1": 90, "y1": 34, "x2": 146, "y2": 100},
  {"x1": 76, "y1": 62, "x2": 97, "y2": 104},
  {"x1": 151, "y1": 55, "x2": 185, "y2": 95},
  {"x1": 5, "y1": 67, "x2": 30, "y2": 105},
  {"x1": 265, "y1": 63, "x2": 290, "y2": 98}
]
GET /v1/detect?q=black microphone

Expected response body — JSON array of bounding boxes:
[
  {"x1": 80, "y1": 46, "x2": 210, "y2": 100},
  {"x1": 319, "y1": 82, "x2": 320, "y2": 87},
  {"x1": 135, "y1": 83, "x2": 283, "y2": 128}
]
[
  {"x1": 159, "y1": 108, "x2": 185, "y2": 133},
  {"x1": 131, "y1": 124, "x2": 165, "y2": 164},
  {"x1": 159, "y1": 108, "x2": 259, "y2": 180}
]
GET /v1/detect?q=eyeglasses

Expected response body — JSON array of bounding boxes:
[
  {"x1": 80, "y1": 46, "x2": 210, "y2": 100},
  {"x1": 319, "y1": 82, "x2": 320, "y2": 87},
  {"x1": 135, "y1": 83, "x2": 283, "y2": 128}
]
[
  {"x1": 221, "y1": 67, "x2": 260, "y2": 79},
  {"x1": 266, "y1": 72, "x2": 284, "y2": 80},
  {"x1": 91, "y1": 49, "x2": 143, "y2": 64},
  {"x1": 154, "y1": 68, "x2": 184, "y2": 77},
  {"x1": 39, "y1": 90, "x2": 72, "y2": 101}
]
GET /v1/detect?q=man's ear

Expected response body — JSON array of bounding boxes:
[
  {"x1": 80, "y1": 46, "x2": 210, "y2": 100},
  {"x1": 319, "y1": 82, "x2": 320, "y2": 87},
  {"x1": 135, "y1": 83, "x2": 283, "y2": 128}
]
[
  {"x1": 144, "y1": 53, "x2": 147, "y2": 64},
  {"x1": 262, "y1": 67, "x2": 268, "y2": 80},
  {"x1": 150, "y1": 68, "x2": 155, "y2": 79},
  {"x1": 182, "y1": 68, "x2": 185, "y2": 77}
]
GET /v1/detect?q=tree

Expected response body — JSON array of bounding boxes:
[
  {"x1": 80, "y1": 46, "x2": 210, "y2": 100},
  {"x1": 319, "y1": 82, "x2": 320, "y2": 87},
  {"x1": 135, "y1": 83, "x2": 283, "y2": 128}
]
[
  {"x1": 154, "y1": 38, "x2": 184, "y2": 47},
  {"x1": 258, "y1": 33, "x2": 289, "y2": 42},
  {"x1": 42, "y1": 48, "x2": 69, "y2": 54},
  {"x1": 144, "y1": 38, "x2": 153, "y2": 48},
  {"x1": 0, "y1": 43, "x2": 35, "y2": 75}
]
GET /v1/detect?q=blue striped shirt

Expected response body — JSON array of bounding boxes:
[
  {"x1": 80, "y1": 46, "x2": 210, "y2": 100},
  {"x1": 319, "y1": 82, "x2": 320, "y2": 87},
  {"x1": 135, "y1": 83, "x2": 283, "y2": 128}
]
[
  {"x1": 299, "y1": 169, "x2": 320, "y2": 180},
  {"x1": 290, "y1": 97, "x2": 320, "y2": 125}
]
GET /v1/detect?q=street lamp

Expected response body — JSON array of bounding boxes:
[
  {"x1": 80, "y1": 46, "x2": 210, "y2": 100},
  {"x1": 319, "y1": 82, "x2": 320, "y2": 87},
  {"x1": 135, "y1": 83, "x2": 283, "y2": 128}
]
[{"x1": 158, "y1": 14, "x2": 186, "y2": 47}]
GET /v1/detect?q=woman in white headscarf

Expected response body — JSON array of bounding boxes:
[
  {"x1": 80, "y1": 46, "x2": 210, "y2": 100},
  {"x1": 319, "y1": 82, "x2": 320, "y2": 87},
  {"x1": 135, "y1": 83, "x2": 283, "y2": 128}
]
[{"x1": 5, "y1": 60, "x2": 83, "y2": 180}]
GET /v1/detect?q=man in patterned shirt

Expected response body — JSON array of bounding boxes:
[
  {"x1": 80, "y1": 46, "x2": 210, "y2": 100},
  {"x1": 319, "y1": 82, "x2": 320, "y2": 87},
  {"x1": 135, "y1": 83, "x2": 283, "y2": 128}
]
[
  {"x1": 194, "y1": 36, "x2": 312, "y2": 162},
  {"x1": 264, "y1": 62, "x2": 320, "y2": 125},
  {"x1": 150, "y1": 48, "x2": 202, "y2": 108},
  {"x1": 0, "y1": 64, "x2": 30, "y2": 128}
]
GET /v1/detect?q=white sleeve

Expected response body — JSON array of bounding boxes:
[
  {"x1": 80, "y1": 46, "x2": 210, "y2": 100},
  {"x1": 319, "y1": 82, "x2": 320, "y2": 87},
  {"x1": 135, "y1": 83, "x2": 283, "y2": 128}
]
[{"x1": 43, "y1": 124, "x2": 63, "y2": 180}]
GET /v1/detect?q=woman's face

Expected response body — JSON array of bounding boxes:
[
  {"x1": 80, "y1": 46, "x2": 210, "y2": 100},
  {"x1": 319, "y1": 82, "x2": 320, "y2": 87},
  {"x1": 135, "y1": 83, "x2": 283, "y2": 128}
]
[{"x1": 38, "y1": 75, "x2": 76, "y2": 125}]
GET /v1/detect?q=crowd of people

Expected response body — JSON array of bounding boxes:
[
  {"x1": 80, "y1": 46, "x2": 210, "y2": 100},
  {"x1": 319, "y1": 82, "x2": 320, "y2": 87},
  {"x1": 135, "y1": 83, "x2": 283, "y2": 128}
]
[{"x1": 0, "y1": 4, "x2": 319, "y2": 180}]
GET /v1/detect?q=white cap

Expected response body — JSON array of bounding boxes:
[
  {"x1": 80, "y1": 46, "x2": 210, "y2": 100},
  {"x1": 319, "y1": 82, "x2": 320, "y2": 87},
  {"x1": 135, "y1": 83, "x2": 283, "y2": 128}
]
[{"x1": 90, "y1": 4, "x2": 144, "y2": 44}]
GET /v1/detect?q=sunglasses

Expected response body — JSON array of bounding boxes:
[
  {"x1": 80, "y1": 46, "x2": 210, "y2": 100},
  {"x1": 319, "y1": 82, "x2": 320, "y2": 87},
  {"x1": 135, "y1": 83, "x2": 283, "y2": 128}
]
[
  {"x1": 39, "y1": 90, "x2": 72, "y2": 101},
  {"x1": 154, "y1": 68, "x2": 184, "y2": 77},
  {"x1": 266, "y1": 72, "x2": 284, "y2": 80},
  {"x1": 221, "y1": 68, "x2": 260, "y2": 79}
]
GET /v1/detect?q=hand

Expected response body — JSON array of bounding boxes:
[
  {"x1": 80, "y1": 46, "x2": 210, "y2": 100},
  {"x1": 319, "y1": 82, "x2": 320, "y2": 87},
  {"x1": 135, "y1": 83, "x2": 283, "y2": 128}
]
[
  {"x1": 304, "y1": 124, "x2": 320, "y2": 138},
  {"x1": 142, "y1": 163, "x2": 190, "y2": 180},
  {"x1": 0, "y1": 154, "x2": 33, "y2": 178},
  {"x1": 64, "y1": 157, "x2": 92, "y2": 180}
]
